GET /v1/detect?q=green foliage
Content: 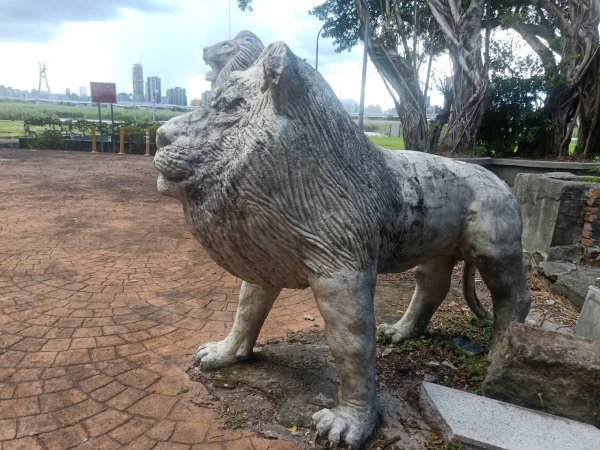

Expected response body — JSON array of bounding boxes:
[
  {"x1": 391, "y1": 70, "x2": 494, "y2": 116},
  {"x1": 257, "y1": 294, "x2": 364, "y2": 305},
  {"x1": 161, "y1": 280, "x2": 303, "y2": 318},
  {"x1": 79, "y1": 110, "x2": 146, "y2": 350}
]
[
  {"x1": 28, "y1": 130, "x2": 68, "y2": 150},
  {"x1": 309, "y1": 0, "x2": 445, "y2": 60},
  {"x1": 580, "y1": 176, "x2": 600, "y2": 183},
  {"x1": 0, "y1": 99, "x2": 185, "y2": 122},
  {"x1": 477, "y1": 34, "x2": 551, "y2": 157},
  {"x1": 222, "y1": 415, "x2": 242, "y2": 429}
]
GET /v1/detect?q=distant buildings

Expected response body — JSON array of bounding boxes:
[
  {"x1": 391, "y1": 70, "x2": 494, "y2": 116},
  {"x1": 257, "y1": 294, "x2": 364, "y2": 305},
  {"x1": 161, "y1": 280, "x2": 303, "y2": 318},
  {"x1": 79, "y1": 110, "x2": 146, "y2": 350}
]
[
  {"x1": 132, "y1": 63, "x2": 144, "y2": 103},
  {"x1": 165, "y1": 87, "x2": 187, "y2": 106},
  {"x1": 146, "y1": 76, "x2": 161, "y2": 104},
  {"x1": 365, "y1": 104, "x2": 382, "y2": 115}
]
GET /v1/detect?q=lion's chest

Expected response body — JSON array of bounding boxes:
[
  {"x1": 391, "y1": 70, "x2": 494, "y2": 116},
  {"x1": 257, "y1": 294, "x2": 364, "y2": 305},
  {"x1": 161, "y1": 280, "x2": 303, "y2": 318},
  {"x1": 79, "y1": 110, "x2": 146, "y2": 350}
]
[{"x1": 183, "y1": 196, "x2": 312, "y2": 288}]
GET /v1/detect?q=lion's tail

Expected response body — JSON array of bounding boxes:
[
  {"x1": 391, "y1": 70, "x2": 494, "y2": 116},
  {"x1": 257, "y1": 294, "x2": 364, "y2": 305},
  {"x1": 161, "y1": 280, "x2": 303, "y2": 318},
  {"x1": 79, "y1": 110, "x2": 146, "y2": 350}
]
[{"x1": 462, "y1": 262, "x2": 493, "y2": 320}]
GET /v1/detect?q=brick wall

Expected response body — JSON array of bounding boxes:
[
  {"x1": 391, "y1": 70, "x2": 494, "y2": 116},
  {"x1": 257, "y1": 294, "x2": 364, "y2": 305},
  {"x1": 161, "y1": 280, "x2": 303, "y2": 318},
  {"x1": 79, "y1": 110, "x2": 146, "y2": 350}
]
[{"x1": 582, "y1": 188, "x2": 600, "y2": 262}]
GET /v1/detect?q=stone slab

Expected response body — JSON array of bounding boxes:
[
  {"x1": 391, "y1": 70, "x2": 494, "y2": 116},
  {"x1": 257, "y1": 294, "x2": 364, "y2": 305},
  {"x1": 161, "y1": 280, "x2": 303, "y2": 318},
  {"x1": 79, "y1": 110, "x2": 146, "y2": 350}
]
[
  {"x1": 575, "y1": 286, "x2": 600, "y2": 340},
  {"x1": 548, "y1": 264, "x2": 600, "y2": 310},
  {"x1": 420, "y1": 381, "x2": 600, "y2": 450}
]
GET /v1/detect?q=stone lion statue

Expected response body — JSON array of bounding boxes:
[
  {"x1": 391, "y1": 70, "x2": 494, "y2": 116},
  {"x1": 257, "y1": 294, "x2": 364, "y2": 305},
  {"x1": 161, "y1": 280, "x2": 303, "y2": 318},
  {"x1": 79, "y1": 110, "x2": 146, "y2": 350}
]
[
  {"x1": 203, "y1": 30, "x2": 264, "y2": 90},
  {"x1": 155, "y1": 42, "x2": 530, "y2": 449}
]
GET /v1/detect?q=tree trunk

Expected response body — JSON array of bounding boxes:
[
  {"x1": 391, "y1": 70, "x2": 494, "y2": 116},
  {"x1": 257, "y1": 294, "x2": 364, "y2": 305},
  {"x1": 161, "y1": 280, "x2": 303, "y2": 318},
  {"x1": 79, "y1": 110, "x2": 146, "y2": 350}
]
[
  {"x1": 576, "y1": 58, "x2": 600, "y2": 158},
  {"x1": 573, "y1": 1, "x2": 600, "y2": 158},
  {"x1": 427, "y1": 0, "x2": 492, "y2": 153},
  {"x1": 356, "y1": 0, "x2": 430, "y2": 152},
  {"x1": 512, "y1": 0, "x2": 600, "y2": 158}
]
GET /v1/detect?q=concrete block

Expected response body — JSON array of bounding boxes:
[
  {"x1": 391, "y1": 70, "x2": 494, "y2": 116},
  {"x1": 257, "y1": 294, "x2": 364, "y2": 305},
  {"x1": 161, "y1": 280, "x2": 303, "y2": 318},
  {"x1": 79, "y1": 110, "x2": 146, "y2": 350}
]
[
  {"x1": 514, "y1": 173, "x2": 588, "y2": 262},
  {"x1": 575, "y1": 286, "x2": 600, "y2": 340},
  {"x1": 420, "y1": 381, "x2": 600, "y2": 450}
]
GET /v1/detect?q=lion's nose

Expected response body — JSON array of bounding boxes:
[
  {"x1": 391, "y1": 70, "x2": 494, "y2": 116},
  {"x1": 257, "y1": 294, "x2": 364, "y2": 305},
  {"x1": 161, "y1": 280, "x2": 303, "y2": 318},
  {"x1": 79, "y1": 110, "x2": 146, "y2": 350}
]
[{"x1": 156, "y1": 125, "x2": 173, "y2": 149}]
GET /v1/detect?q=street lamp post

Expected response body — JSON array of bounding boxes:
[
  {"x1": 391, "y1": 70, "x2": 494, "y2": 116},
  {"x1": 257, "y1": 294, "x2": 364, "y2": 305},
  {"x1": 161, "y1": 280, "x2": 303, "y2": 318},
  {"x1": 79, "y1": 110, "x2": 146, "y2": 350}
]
[
  {"x1": 358, "y1": 1, "x2": 369, "y2": 131},
  {"x1": 315, "y1": 24, "x2": 325, "y2": 71}
]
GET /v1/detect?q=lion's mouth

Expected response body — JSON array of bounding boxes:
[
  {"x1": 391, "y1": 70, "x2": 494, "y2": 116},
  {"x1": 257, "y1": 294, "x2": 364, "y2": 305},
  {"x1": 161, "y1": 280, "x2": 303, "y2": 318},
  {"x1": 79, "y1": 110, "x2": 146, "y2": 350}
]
[
  {"x1": 205, "y1": 70, "x2": 216, "y2": 82},
  {"x1": 154, "y1": 150, "x2": 193, "y2": 195}
]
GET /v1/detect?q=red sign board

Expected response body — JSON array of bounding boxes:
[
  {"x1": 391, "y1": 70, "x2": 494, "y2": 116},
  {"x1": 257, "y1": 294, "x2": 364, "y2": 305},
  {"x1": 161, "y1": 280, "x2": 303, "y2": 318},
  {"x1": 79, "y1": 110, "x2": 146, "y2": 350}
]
[{"x1": 90, "y1": 82, "x2": 117, "y2": 104}]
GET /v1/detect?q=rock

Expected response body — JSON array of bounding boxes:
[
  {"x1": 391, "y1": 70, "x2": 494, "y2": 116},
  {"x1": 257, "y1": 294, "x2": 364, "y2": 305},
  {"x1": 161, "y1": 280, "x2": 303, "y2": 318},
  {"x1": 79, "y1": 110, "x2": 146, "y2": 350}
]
[
  {"x1": 441, "y1": 361, "x2": 457, "y2": 370},
  {"x1": 303, "y1": 314, "x2": 315, "y2": 321},
  {"x1": 483, "y1": 322, "x2": 600, "y2": 426},
  {"x1": 574, "y1": 286, "x2": 600, "y2": 341},
  {"x1": 445, "y1": 337, "x2": 485, "y2": 356},
  {"x1": 538, "y1": 261, "x2": 577, "y2": 281}
]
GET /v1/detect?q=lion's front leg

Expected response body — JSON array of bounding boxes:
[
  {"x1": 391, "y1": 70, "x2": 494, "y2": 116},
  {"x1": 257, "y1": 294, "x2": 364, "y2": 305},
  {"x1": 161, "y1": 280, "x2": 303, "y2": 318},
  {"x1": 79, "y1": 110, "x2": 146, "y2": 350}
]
[
  {"x1": 310, "y1": 268, "x2": 380, "y2": 449},
  {"x1": 195, "y1": 281, "x2": 281, "y2": 370}
]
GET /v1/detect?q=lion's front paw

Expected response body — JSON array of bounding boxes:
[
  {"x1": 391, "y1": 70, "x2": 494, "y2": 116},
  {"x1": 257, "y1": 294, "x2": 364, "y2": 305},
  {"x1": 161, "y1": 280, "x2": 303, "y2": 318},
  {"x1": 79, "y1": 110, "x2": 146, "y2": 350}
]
[
  {"x1": 377, "y1": 322, "x2": 420, "y2": 344},
  {"x1": 195, "y1": 341, "x2": 250, "y2": 370},
  {"x1": 313, "y1": 404, "x2": 379, "y2": 449}
]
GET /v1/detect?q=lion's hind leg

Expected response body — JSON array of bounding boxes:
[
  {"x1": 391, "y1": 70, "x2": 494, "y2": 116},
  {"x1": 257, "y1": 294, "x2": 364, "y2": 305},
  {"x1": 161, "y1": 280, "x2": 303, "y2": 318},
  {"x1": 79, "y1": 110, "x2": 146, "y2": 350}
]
[
  {"x1": 378, "y1": 255, "x2": 456, "y2": 343},
  {"x1": 195, "y1": 281, "x2": 281, "y2": 370},
  {"x1": 471, "y1": 249, "x2": 530, "y2": 351}
]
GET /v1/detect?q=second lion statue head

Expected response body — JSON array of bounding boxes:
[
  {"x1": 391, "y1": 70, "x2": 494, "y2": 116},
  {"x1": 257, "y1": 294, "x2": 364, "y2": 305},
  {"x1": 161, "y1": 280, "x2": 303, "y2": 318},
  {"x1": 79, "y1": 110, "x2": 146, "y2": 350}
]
[{"x1": 203, "y1": 30, "x2": 264, "y2": 90}]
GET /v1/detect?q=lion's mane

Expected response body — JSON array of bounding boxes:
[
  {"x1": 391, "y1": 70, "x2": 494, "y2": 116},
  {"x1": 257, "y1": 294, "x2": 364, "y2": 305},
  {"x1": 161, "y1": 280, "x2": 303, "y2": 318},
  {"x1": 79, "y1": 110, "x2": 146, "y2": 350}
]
[{"x1": 204, "y1": 31, "x2": 265, "y2": 90}]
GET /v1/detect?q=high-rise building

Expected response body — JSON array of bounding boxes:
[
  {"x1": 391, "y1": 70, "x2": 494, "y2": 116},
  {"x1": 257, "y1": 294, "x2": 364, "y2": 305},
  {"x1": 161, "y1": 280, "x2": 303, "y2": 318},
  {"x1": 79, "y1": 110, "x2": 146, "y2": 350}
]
[
  {"x1": 79, "y1": 86, "x2": 88, "y2": 98},
  {"x1": 166, "y1": 87, "x2": 187, "y2": 106},
  {"x1": 201, "y1": 90, "x2": 211, "y2": 104},
  {"x1": 132, "y1": 63, "x2": 144, "y2": 103},
  {"x1": 146, "y1": 76, "x2": 161, "y2": 103}
]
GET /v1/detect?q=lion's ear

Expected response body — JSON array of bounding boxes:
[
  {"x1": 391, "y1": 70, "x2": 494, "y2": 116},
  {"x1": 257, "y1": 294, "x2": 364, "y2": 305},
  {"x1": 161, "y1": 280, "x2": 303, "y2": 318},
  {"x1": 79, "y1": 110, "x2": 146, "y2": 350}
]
[{"x1": 262, "y1": 42, "x2": 305, "y2": 114}]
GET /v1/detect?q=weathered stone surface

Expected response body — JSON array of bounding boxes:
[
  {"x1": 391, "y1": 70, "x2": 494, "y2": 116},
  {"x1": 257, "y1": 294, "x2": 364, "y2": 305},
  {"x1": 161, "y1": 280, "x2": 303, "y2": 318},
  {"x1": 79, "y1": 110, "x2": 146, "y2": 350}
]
[
  {"x1": 541, "y1": 263, "x2": 599, "y2": 310},
  {"x1": 514, "y1": 173, "x2": 588, "y2": 262},
  {"x1": 575, "y1": 286, "x2": 600, "y2": 341},
  {"x1": 483, "y1": 322, "x2": 600, "y2": 426},
  {"x1": 203, "y1": 30, "x2": 264, "y2": 90},
  {"x1": 421, "y1": 381, "x2": 600, "y2": 450},
  {"x1": 155, "y1": 41, "x2": 531, "y2": 448}
]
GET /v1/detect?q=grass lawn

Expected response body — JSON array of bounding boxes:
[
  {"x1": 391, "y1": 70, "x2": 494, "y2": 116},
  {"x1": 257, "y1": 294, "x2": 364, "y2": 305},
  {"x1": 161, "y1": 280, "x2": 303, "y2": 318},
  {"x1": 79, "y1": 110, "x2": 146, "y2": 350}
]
[
  {"x1": 0, "y1": 120, "x2": 25, "y2": 137},
  {"x1": 368, "y1": 135, "x2": 405, "y2": 150}
]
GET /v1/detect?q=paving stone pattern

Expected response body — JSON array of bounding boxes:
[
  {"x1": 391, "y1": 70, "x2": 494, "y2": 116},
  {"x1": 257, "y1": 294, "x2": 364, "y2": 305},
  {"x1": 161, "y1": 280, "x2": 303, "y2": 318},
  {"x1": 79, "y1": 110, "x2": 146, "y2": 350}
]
[{"x1": 0, "y1": 149, "x2": 322, "y2": 449}]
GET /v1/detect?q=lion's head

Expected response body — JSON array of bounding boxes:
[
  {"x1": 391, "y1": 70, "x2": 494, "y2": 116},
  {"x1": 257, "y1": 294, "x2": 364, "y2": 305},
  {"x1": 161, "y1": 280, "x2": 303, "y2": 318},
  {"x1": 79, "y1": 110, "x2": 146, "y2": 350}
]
[
  {"x1": 154, "y1": 41, "x2": 386, "y2": 285},
  {"x1": 203, "y1": 30, "x2": 264, "y2": 90}
]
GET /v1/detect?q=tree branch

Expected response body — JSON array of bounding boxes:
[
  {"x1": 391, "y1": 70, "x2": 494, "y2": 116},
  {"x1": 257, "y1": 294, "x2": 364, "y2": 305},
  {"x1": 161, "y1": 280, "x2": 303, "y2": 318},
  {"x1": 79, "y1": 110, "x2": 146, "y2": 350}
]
[
  {"x1": 539, "y1": 0, "x2": 572, "y2": 36},
  {"x1": 512, "y1": 22, "x2": 557, "y2": 73}
]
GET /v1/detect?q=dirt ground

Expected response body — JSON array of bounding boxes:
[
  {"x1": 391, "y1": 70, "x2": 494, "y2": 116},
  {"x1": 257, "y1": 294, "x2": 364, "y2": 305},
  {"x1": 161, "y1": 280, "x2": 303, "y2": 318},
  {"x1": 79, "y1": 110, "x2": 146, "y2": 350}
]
[
  {"x1": 0, "y1": 147, "x2": 580, "y2": 450},
  {"x1": 187, "y1": 267, "x2": 579, "y2": 450}
]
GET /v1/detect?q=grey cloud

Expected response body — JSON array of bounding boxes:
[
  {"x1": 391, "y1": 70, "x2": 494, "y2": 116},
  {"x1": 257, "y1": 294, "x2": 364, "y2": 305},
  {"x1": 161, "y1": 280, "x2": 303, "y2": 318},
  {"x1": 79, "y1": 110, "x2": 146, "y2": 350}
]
[{"x1": 0, "y1": 0, "x2": 174, "y2": 42}]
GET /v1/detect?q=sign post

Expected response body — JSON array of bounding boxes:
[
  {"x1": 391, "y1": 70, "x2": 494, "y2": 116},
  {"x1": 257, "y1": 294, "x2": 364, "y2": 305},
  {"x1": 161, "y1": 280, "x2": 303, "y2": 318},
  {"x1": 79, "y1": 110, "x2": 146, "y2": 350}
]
[{"x1": 90, "y1": 82, "x2": 117, "y2": 152}]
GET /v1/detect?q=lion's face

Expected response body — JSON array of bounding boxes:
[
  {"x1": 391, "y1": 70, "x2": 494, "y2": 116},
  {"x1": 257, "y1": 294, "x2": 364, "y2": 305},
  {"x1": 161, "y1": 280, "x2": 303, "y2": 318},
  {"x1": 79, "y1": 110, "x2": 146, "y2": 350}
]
[
  {"x1": 154, "y1": 66, "x2": 262, "y2": 202},
  {"x1": 203, "y1": 30, "x2": 264, "y2": 89}
]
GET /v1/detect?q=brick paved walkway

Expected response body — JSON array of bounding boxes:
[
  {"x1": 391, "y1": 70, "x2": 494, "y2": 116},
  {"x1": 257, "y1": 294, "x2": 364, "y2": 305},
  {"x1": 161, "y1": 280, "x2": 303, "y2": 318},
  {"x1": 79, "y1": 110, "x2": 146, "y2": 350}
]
[{"x1": 0, "y1": 149, "x2": 323, "y2": 449}]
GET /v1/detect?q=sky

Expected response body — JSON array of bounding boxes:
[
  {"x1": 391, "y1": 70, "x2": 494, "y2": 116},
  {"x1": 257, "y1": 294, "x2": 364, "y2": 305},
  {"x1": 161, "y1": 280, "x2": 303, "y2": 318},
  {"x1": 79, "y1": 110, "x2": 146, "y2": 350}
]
[{"x1": 0, "y1": 0, "x2": 447, "y2": 110}]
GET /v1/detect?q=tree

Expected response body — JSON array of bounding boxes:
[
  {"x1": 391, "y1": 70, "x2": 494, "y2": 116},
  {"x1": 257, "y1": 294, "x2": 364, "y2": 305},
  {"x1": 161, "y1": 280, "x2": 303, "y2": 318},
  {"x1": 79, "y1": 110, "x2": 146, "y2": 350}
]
[
  {"x1": 237, "y1": 1, "x2": 497, "y2": 155},
  {"x1": 310, "y1": 0, "x2": 444, "y2": 151},
  {"x1": 353, "y1": 0, "x2": 431, "y2": 151},
  {"x1": 503, "y1": 0, "x2": 600, "y2": 157},
  {"x1": 427, "y1": 0, "x2": 492, "y2": 153}
]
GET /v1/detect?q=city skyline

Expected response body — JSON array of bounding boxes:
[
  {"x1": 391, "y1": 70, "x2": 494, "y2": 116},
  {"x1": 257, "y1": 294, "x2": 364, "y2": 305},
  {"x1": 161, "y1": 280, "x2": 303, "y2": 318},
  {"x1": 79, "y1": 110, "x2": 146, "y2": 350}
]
[
  {"x1": 0, "y1": 0, "x2": 449, "y2": 111},
  {"x1": 0, "y1": 64, "x2": 191, "y2": 107}
]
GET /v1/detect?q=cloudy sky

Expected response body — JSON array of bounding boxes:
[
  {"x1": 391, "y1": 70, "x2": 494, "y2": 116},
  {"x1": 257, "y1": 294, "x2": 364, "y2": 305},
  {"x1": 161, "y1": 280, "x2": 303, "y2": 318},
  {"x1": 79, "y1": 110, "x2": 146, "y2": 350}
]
[{"x1": 0, "y1": 0, "x2": 436, "y2": 110}]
